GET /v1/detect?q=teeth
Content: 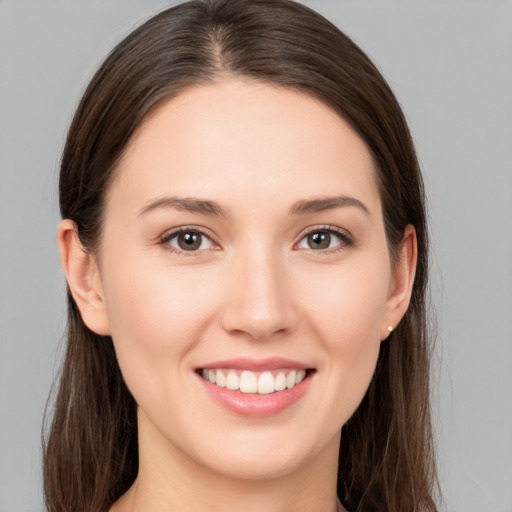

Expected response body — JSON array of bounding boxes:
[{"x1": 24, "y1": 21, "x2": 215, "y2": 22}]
[
  {"x1": 215, "y1": 370, "x2": 226, "y2": 387},
  {"x1": 201, "y1": 368, "x2": 308, "y2": 394},
  {"x1": 274, "y1": 372, "x2": 286, "y2": 391},
  {"x1": 296, "y1": 369, "x2": 306, "y2": 384},
  {"x1": 240, "y1": 371, "x2": 258, "y2": 393},
  {"x1": 257, "y1": 371, "x2": 274, "y2": 394},
  {"x1": 225, "y1": 372, "x2": 240, "y2": 390},
  {"x1": 286, "y1": 370, "x2": 297, "y2": 389}
]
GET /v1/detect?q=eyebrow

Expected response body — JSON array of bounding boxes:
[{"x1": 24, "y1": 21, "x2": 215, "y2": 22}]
[
  {"x1": 288, "y1": 196, "x2": 370, "y2": 216},
  {"x1": 138, "y1": 195, "x2": 370, "y2": 218},
  {"x1": 138, "y1": 197, "x2": 229, "y2": 217}
]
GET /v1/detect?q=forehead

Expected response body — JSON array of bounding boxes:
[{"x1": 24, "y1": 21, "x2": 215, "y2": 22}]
[{"x1": 108, "y1": 79, "x2": 381, "y2": 217}]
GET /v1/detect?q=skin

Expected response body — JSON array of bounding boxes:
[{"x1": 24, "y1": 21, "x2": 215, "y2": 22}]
[{"x1": 58, "y1": 80, "x2": 417, "y2": 512}]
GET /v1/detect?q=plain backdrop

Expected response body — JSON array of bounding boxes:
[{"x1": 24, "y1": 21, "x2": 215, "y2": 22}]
[{"x1": 1, "y1": 1, "x2": 511, "y2": 511}]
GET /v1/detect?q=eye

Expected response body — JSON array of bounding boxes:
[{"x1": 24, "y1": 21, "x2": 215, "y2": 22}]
[
  {"x1": 161, "y1": 228, "x2": 218, "y2": 254},
  {"x1": 296, "y1": 227, "x2": 353, "y2": 252}
]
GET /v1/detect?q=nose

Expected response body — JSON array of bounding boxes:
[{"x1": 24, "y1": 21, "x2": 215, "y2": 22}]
[{"x1": 220, "y1": 246, "x2": 298, "y2": 341}]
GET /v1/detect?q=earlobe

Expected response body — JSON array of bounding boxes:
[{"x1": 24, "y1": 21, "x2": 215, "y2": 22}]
[
  {"x1": 57, "y1": 219, "x2": 111, "y2": 335},
  {"x1": 381, "y1": 224, "x2": 417, "y2": 340}
]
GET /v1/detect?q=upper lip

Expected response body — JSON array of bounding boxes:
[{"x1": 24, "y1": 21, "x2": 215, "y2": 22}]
[{"x1": 198, "y1": 357, "x2": 312, "y2": 371}]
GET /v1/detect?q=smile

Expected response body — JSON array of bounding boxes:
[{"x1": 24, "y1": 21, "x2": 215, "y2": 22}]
[
  {"x1": 200, "y1": 368, "x2": 308, "y2": 394},
  {"x1": 196, "y1": 358, "x2": 315, "y2": 416}
]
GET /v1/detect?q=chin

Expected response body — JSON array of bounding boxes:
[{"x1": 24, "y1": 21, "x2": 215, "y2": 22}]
[
  {"x1": 199, "y1": 446, "x2": 313, "y2": 482},
  {"x1": 183, "y1": 423, "x2": 339, "y2": 483}
]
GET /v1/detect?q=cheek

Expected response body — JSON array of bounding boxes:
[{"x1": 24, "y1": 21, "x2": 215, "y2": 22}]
[
  {"x1": 100, "y1": 255, "x2": 220, "y2": 393},
  {"x1": 299, "y1": 258, "x2": 389, "y2": 412},
  {"x1": 303, "y1": 255, "x2": 390, "y2": 343}
]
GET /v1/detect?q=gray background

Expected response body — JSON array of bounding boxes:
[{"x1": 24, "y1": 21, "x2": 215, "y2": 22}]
[{"x1": 1, "y1": 1, "x2": 511, "y2": 511}]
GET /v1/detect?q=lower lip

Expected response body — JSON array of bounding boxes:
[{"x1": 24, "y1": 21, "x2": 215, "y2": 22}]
[{"x1": 196, "y1": 372, "x2": 313, "y2": 417}]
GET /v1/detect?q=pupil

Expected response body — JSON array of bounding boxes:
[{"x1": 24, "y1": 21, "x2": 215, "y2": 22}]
[
  {"x1": 309, "y1": 232, "x2": 330, "y2": 250},
  {"x1": 179, "y1": 232, "x2": 201, "y2": 250}
]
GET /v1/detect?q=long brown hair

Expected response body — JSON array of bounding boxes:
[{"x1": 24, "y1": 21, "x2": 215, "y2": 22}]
[{"x1": 44, "y1": 1, "x2": 439, "y2": 510}]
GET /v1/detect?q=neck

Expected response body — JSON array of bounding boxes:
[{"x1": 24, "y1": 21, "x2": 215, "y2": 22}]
[{"x1": 113, "y1": 412, "x2": 343, "y2": 512}]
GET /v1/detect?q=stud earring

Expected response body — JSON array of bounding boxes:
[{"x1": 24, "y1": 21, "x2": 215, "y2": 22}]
[{"x1": 387, "y1": 325, "x2": 393, "y2": 333}]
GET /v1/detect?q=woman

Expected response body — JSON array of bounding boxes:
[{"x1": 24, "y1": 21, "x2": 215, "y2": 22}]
[{"x1": 43, "y1": 0, "x2": 439, "y2": 510}]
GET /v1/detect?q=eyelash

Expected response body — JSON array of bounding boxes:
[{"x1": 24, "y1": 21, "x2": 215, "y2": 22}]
[
  {"x1": 295, "y1": 225, "x2": 355, "y2": 255},
  {"x1": 159, "y1": 225, "x2": 354, "y2": 257},
  {"x1": 160, "y1": 226, "x2": 219, "y2": 257}
]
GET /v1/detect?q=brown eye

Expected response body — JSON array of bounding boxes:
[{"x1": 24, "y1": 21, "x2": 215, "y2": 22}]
[
  {"x1": 177, "y1": 232, "x2": 202, "y2": 250},
  {"x1": 165, "y1": 229, "x2": 215, "y2": 252},
  {"x1": 296, "y1": 227, "x2": 353, "y2": 252},
  {"x1": 307, "y1": 232, "x2": 331, "y2": 250}
]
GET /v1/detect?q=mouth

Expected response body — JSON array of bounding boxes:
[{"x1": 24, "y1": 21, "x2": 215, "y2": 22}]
[
  {"x1": 195, "y1": 358, "x2": 315, "y2": 416},
  {"x1": 197, "y1": 367, "x2": 313, "y2": 395}
]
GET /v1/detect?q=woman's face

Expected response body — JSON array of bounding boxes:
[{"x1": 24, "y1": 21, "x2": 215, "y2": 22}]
[{"x1": 90, "y1": 80, "x2": 412, "y2": 481}]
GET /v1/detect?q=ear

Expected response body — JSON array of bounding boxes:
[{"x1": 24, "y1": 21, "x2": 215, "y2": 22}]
[
  {"x1": 381, "y1": 224, "x2": 417, "y2": 340},
  {"x1": 57, "y1": 219, "x2": 111, "y2": 335}
]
